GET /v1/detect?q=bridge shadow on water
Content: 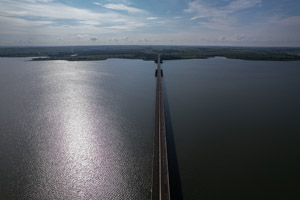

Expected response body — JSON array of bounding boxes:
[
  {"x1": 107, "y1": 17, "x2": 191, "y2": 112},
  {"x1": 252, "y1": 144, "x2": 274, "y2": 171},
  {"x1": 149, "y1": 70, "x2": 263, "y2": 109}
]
[{"x1": 162, "y1": 79, "x2": 184, "y2": 200}]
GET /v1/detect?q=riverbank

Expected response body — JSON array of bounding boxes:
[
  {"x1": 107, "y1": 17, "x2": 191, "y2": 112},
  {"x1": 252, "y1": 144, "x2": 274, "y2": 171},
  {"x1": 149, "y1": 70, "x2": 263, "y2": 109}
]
[{"x1": 1, "y1": 45, "x2": 300, "y2": 61}]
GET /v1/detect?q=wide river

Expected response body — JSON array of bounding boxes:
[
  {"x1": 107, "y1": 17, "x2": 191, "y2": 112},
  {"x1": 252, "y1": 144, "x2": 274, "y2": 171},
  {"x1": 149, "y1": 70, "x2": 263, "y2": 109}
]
[{"x1": 0, "y1": 57, "x2": 299, "y2": 200}]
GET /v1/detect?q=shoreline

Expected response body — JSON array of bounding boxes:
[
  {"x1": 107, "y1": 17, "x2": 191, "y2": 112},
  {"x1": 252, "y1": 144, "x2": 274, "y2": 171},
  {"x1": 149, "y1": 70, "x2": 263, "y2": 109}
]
[{"x1": 1, "y1": 46, "x2": 300, "y2": 62}]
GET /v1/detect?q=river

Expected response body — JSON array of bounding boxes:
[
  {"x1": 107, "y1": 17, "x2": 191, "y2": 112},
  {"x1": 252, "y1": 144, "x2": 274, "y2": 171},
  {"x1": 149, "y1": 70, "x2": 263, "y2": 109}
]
[
  {"x1": 163, "y1": 57, "x2": 300, "y2": 200},
  {"x1": 0, "y1": 57, "x2": 299, "y2": 200},
  {"x1": 0, "y1": 58, "x2": 155, "y2": 200}
]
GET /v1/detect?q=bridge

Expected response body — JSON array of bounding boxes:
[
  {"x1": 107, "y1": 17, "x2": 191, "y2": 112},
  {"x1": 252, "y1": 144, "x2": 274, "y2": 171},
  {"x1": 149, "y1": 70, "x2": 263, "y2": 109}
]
[{"x1": 151, "y1": 55, "x2": 171, "y2": 200}]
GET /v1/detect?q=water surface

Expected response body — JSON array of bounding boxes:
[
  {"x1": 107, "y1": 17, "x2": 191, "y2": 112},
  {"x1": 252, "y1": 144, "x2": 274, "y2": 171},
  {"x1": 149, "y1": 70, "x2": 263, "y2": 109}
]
[
  {"x1": 0, "y1": 58, "x2": 155, "y2": 200},
  {"x1": 163, "y1": 57, "x2": 300, "y2": 200},
  {"x1": 1, "y1": 57, "x2": 300, "y2": 200}
]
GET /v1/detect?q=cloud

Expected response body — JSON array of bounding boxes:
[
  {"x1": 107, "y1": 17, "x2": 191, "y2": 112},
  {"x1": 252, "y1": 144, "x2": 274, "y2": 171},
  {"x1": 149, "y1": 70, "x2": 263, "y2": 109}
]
[
  {"x1": 93, "y1": 2, "x2": 102, "y2": 6},
  {"x1": 182, "y1": 0, "x2": 264, "y2": 38},
  {"x1": 138, "y1": 38, "x2": 150, "y2": 43},
  {"x1": 0, "y1": 16, "x2": 53, "y2": 26},
  {"x1": 0, "y1": 0, "x2": 148, "y2": 32},
  {"x1": 249, "y1": 15, "x2": 300, "y2": 46},
  {"x1": 90, "y1": 37, "x2": 98, "y2": 41},
  {"x1": 0, "y1": 0, "x2": 151, "y2": 45},
  {"x1": 0, "y1": 0, "x2": 299, "y2": 47},
  {"x1": 1, "y1": 1, "x2": 116, "y2": 23},
  {"x1": 94, "y1": 2, "x2": 146, "y2": 13},
  {"x1": 24, "y1": 0, "x2": 53, "y2": 2},
  {"x1": 96, "y1": 0, "x2": 133, "y2": 5},
  {"x1": 77, "y1": 34, "x2": 89, "y2": 39},
  {"x1": 233, "y1": 33, "x2": 246, "y2": 41},
  {"x1": 147, "y1": 17, "x2": 158, "y2": 20},
  {"x1": 219, "y1": 36, "x2": 227, "y2": 41},
  {"x1": 185, "y1": 0, "x2": 261, "y2": 20},
  {"x1": 0, "y1": 0, "x2": 147, "y2": 28},
  {"x1": 225, "y1": 0, "x2": 261, "y2": 12},
  {"x1": 178, "y1": 0, "x2": 300, "y2": 47}
]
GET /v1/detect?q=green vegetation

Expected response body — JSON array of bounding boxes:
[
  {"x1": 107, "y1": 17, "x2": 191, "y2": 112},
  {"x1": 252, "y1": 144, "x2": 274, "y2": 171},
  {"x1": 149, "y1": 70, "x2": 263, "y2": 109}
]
[{"x1": 0, "y1": 46, "x2": 300, "y2": 61}]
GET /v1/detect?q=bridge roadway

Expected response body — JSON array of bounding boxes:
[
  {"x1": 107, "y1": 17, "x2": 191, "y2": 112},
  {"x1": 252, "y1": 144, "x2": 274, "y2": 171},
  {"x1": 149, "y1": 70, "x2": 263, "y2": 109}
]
[{"x1": 152, "y1": 55, "x2": 171, "y2": 200}]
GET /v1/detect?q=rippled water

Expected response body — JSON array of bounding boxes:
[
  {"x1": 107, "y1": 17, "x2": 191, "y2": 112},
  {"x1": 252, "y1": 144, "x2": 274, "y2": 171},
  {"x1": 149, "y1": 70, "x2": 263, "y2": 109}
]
[
  {"x1": 1, "y1": 57, "x2": 300, "y2": 200},
  {"x1": 0, "y1": 58, "x2": 155, "y2": 200},
  {"x1": 163, "y1": 58, "x2": 300, "y2": 200}
]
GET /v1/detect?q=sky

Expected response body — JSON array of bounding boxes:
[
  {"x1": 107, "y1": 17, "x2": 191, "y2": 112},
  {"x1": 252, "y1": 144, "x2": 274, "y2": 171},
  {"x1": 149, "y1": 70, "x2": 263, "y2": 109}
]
[{"x1": 0, "y1": 0, "x2": 300, "y2": 46}]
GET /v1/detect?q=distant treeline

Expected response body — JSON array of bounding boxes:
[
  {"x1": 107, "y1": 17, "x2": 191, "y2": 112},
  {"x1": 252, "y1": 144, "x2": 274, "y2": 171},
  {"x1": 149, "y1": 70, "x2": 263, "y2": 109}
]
[{"x1": 0, "y1": 46, "x2": 300, "y2": 61}]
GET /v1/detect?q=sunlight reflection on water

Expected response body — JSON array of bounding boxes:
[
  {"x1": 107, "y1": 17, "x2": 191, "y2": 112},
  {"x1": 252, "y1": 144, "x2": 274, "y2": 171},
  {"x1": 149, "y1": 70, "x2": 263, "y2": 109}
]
[
  {"x1": 40, "y1": 61, "x2": 128, "y2": 199},
  {"x1": 0, "y1": 58, "x2": 154, "y2": 200}
]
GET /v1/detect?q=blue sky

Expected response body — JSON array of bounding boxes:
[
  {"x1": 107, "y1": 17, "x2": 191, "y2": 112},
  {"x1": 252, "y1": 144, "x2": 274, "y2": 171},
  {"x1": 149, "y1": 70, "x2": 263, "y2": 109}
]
[{"x1": 0, "y1": 0, "x2": 299, "y2": 46}]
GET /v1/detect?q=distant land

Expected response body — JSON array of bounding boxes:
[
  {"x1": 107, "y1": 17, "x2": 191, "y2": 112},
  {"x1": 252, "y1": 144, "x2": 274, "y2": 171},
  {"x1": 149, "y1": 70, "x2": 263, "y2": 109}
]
[{"x1": 0, "y1": 46, "x2": 300, "y2": 61}]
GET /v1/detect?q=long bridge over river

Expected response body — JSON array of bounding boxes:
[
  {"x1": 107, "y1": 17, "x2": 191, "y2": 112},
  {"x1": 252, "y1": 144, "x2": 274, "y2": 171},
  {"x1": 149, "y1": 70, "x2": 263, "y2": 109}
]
[{"x1": 151, "y1": 55, "x2": 171, "y2": 200}]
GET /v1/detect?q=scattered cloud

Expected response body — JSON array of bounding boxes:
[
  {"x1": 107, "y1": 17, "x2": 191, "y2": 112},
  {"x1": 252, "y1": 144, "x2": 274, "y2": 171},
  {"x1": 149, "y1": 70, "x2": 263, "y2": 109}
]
[
  {"x1": 226, "y1": 0, "x2": 262, "y2": 11},
  {"x1": 184, "y1": 0, "x2": 262, "y2": 29},
  {"x1": 94, "y1": 2, "x2": 146, "y2": 13},
  {"x1": 185, "y1": 0, "x2": 261, "y2": 18},
  {"x1": 0, "y1": 0, "x2": 150, "y2": 45},
  {"x1": 93, "y1": 2, "x2": 102, "y2": 6},
  {"x1": 24, "y1": 0, "x2": 53, "y2": 2},
  {"x1": 77, "y1": 34, "x2": 90, "y2": 39},
  {"x1": 219, "y1": 36, "x2": 227, "y2": 41},
  {"x1": 233, "y1": 33, "x2": 246, "y2": 41},
  {"x1": 1, "y1": 1, "x2": 118, "y2": 24},
  {"x1": 147, "y1": 17, "x2": 158, "y2": 20},
  {"x1": 0, "y1": 0, "x2": 299, "y2": 46},
  {"x1": 90, "y1": 37, "x2": 98, "y2": 41}
]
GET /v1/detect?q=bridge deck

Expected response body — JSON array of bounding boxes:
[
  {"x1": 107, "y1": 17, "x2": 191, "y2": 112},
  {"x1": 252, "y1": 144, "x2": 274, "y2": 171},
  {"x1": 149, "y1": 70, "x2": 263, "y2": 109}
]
[{"x1": 152, "y1": 55, "x2": 171, "y2": 200}]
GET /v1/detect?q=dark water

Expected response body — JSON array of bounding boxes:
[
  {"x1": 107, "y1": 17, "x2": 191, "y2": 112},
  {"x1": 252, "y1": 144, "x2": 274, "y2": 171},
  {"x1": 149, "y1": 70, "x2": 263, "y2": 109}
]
[
  {"x1": 0, "y1": 58, "x2": 155, "y2": 200},
  {"x1": 1, "y1": 57, "x2": 300, "y2": 200},
  {"x1": 163, "y1": 58, "x2": 300, "y2": 200}
]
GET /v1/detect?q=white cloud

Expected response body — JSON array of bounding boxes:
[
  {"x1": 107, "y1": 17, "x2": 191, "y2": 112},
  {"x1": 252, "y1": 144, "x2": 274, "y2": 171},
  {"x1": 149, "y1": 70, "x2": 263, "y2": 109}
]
[
  {"x1": 93, "y1": 2, "x2": 102, "y2": 6},
  {"x1": 94, "y1": 3, "x2": 146, "y2": 14},
  {"x1": 249, "y1": 15, "x2": 300, "y2": 46},
  {"x1": 0, "y1": 0, "x2": 147, "y2": 27},
  {"x1": 0, "y1": 1, "x2": 147, "y2": 28},
  {"x1": 0, "y1": 0, "x2": 151, "y2": 45},
  {"x1": 24, "y1": 0, "x2": 53, "y2": 2},
  {"x1": 185, "y1": 0, "x2": 261, "y2": 20},
  {"x1": 0, "y1": 0, "x2": 299, "y2": 46},
  {"x1": 98, "y1": 0, "x2": 134, "y2": 5},
  {"x1": 233, "y1": 33, "x2": 246, "y2": 41},
  {"x1": 183, "y1": 0, "x2": 264, "y2": 37},
  {"x1": 147, "y1": 17, "x2": 158, "y2": 20},
  {"x1": 225, "y1": 0, "x2": 261, "y2": 13},
  {"x1": 1, "y1": 2, "x2": 117, "y2": 23},
  {"x1": 77, "y1": 34, "x2": 89, "y2": 39}
]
